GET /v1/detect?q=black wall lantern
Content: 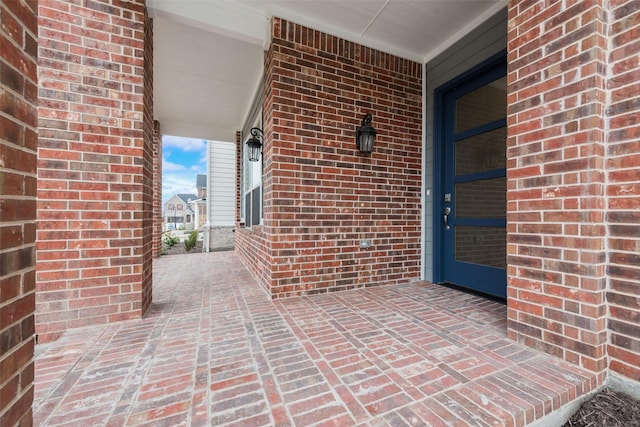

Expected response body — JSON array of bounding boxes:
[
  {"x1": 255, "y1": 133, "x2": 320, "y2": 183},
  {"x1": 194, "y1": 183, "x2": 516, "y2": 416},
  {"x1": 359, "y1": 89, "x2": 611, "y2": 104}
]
[
  {"x1": 246, "y1": 127, "x2": 263, "y2": 162},
  {"x1": 356, "y1": 113, "x2": 377, "y2": 154}
]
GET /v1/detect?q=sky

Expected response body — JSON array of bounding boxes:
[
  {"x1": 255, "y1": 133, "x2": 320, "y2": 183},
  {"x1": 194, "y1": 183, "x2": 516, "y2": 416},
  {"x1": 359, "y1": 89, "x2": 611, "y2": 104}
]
[{"x1": 162, "y1": 135, "x2": 207, "y2": 205}]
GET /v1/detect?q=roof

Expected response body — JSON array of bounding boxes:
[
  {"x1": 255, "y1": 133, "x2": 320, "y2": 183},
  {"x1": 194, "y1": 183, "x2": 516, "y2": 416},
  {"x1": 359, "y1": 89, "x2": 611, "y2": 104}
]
[
  {"x1": 196, "y1": 174, "x2": 207, "y2": 189},
  {"x1": 176, "y1": 193, "x2": 198, "y2": 204}
]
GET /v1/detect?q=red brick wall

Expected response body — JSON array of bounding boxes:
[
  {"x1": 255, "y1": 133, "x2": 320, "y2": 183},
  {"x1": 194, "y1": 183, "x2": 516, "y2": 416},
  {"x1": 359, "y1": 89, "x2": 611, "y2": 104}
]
[
  {"x1": 0, "y1": 0, "x2": 37, "y2": 424},
  {"x1": 235, "y1": 129, "x2": 273, "y2": 294},
  {"x1": 153, "y1": 120, "x2": 162, "y2": 257},
  {"x1": 606, "y1": 0, "x2": 640, "y2": 381},
  {"x1": 506, "y1": 0, "x2": 610, "y2": 377},
  {"x1": 141, "y1": 6, "x2": 153, "y2": 313},
  {"x1": 36, "y1": 0, "x2": 152, "y2": 341},
  {"x1": 237, "y1": 18, "x2": 422, "y2": 298},
  {"x1": 235, "y1": 131, "x2": 241, "y2": 225}
]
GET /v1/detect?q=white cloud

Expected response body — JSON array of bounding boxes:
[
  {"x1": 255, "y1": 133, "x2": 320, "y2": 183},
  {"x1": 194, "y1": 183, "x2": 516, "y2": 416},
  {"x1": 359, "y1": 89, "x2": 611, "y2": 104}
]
[
  {"x1": 162, "y1": 135, "x2": 207, "y2": 152},
  {"x1": 162, "y1": 173, "x2": 197, "y2": 203},
  {"x1": 163, "y1": 158, "x2": 187, "y2": 172}
]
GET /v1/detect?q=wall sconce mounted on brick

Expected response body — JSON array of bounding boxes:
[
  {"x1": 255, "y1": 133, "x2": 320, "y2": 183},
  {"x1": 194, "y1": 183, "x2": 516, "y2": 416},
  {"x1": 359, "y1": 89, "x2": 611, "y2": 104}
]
[
  {"x1": 246, "y1": 127, "x2": 263, "y2": 162},
  {"x1": 356, "y1": 113, "x2": 377, "y2": 154}
]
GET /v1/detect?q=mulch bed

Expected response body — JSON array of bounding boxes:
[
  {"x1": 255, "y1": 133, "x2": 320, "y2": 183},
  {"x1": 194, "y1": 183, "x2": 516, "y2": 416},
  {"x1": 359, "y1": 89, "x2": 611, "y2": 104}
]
[
  {"x1": 163, "y1": 241, "x2": 203, "y2": 256},
  {"x1": 564, "y1": 388, "x2": 640, "y2": 427}
]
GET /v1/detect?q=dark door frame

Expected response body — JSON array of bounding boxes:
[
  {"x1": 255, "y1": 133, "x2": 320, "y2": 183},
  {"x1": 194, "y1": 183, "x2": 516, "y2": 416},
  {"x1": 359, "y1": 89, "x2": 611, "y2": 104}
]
[{"x1": 433, "y1": 50, "x2": 507, "y2": 297}]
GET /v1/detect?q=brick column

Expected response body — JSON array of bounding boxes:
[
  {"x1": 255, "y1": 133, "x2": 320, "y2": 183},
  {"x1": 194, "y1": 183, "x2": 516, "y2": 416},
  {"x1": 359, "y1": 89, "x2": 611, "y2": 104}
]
[
  {"x1": 141, "y1": 7, "x2": 154, "y2": 313},
  {"x1": 507, "y1": 1, "x2": 608, "y2": 379},
  {"x1": 606, "y1": 0, "x2": 640, "y2": 381},
  {"x1": 36, "y1": 0, "x2": 153, "y2": 341},
  {"x1": 0, "y1": 0, "x2": 37, "y2": 424}
]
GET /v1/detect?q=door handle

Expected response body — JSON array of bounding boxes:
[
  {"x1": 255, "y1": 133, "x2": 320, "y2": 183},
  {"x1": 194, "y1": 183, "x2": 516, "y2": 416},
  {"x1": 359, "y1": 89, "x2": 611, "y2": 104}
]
[{"x1": 443, "y1": 207, "x2": 451, "y2": 230}]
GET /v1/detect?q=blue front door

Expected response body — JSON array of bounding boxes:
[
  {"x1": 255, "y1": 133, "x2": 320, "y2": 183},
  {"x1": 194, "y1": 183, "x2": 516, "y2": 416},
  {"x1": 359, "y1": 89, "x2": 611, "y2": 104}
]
[{"x1": 436, "y1": 54, "x2": 507, "y2": 298}]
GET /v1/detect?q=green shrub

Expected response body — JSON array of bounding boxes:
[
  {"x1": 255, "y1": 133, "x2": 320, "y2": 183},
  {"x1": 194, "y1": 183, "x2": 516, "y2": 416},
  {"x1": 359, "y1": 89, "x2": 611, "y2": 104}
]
[
  {"x1": 184, "y1": 231, "x2": 199, "y2": 252},
  {"x1": 163, "y1": 233, "x2": 180, "y2": 247}
]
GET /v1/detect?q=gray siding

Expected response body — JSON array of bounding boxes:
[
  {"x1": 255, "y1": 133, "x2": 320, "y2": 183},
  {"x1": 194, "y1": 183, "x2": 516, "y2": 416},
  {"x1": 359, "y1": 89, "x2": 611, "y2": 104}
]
[{"x1": 423, "y1": 8, "x2": 507, "y2": 281}]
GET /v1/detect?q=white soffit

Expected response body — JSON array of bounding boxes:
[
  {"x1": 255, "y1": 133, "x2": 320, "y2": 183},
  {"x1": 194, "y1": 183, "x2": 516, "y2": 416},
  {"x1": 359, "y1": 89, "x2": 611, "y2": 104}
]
[
  {"x1": 150, "y1": 0, "x2": 269, "y2": 46},
  {"x1": 150, "y1": 2, "x2": 266, "y2": 142}
]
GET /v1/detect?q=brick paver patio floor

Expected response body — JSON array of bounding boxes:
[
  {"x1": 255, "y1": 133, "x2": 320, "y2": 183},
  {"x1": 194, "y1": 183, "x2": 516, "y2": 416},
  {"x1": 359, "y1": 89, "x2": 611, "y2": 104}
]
[{"x1": 33, "y1": 251, "x2": 598, "y2": 426}]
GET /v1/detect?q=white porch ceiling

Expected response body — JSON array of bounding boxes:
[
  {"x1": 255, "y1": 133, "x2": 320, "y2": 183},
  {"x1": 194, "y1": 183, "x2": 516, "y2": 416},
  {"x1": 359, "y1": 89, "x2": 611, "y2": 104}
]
[{"x1": 149, "y1": 0, "x2": 506, "y2": 142}]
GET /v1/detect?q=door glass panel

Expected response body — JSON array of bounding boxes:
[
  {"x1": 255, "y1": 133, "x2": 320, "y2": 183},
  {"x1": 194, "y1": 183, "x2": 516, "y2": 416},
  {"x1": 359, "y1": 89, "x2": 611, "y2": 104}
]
[
  {"x1": 455, "y1": 177, "x2": 506, "y2": 219},
  {"x1": 455, "y1": 76, "x2": 507, "y2": 134},
  {"x1": 455, "y1": 226, "x2": 506, "y2": 269},
  {"x1": 455, "y1": 127, "x2": 506, "y2": 175}
]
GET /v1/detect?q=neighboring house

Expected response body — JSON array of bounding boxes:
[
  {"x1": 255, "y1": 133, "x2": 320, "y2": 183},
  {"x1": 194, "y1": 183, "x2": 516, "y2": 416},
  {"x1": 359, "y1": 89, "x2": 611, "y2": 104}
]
[
  {"x1": 196, "y1": 173, "x2": 206, "y2": 199},
  {"x1": 206, "y1": 141, "x2": 236, "y2": 248},
  {"x1": 163, "y1": 194, "x2": 197, "y2": 231},
  {"x1": 189, "y1": 174, "x2": 208, "y2": 229}
]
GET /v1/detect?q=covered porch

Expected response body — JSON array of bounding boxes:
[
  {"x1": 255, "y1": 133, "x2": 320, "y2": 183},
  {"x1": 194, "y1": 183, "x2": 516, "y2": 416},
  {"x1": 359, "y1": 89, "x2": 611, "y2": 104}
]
[{"x1": 34, "y1": 252, "x2": 596, "y2": 426}]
